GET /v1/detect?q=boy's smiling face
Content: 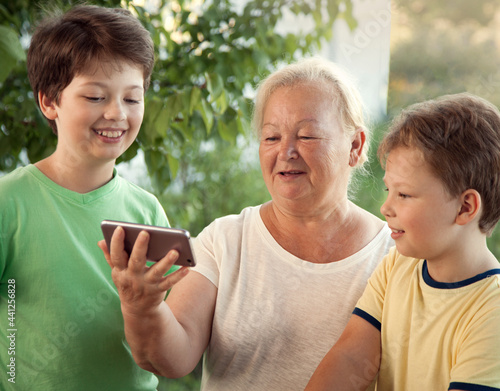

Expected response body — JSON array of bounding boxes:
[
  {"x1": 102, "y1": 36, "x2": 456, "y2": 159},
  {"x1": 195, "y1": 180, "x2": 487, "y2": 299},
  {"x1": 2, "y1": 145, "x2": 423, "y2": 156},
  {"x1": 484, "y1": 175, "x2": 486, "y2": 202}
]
[
  {"x1": 40, "y1": 60, "x2": 145, "y2": 166},
  {"x1": 380, "y1": 146, "x2": 462, "y2": 262}
]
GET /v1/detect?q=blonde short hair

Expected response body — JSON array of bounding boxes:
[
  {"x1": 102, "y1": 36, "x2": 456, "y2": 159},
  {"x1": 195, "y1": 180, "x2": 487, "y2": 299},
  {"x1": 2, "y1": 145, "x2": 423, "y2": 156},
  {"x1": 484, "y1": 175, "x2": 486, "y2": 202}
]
[{"x1": 252, "y1": 57, "x2": 369, "y2": 167}]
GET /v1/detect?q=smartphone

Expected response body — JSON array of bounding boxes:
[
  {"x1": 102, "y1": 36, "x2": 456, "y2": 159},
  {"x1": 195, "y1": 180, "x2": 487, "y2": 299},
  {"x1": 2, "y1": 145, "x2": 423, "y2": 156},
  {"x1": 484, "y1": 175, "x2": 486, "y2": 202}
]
[{"x1": 101, "y1": 220, "x2": 196, "y2": 267}]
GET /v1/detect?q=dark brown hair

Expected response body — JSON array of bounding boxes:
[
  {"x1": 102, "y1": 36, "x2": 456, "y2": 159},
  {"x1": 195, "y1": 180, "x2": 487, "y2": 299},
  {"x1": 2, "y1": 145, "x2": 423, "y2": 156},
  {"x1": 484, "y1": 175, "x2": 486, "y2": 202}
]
[
  {"x1": 27, "y1": 5, "x2": 155, "y2": 133},
  {"x1": 378, "y1": 92, "x2": 500, "y2": 235}
]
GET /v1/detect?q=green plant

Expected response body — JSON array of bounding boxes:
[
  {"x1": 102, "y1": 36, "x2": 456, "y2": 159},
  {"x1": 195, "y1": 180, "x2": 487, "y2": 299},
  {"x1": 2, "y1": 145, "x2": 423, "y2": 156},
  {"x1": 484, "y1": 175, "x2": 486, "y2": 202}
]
[{"x1": 0, "y1": 0, "x2": 356, "y2": 193}]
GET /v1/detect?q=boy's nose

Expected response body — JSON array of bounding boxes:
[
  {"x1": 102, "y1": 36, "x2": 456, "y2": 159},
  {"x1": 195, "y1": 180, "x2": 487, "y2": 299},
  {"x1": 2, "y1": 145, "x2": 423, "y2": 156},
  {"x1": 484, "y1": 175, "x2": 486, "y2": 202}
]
[
  {"x1": 104, "y1": 101, "x2": 126, "y2": 121},
  {"x1": 380, "y1": 198, "x2": 393, "y2": 218}
]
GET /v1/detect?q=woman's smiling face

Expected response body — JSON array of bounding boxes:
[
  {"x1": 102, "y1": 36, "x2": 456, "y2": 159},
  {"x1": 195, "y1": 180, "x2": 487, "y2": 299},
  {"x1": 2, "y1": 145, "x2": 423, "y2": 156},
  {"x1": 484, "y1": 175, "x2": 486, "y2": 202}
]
[{"x1": 258, "y1": 81, "x2": 359, "y2": 211}]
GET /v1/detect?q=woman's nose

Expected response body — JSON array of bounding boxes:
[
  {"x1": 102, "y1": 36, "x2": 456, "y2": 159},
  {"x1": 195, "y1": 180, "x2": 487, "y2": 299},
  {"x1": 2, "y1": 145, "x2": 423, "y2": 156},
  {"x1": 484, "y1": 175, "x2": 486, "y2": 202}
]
[{"x1": 278, "y1": 138, "x2": 299, "y2": 161}]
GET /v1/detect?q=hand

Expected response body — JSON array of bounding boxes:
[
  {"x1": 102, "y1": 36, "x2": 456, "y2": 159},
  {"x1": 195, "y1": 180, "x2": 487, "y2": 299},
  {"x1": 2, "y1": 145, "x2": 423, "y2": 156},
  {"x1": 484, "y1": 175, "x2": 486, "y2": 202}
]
[{"x1": 98, "y1": 226, "x2": 189, "y2": 317}]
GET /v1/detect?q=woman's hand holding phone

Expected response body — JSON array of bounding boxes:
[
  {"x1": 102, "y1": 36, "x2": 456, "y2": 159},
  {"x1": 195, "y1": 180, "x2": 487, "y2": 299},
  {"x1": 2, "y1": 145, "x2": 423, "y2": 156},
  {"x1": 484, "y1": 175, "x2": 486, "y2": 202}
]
[{"x1": 98, "y1": 226, "x2": 190, "y2": 317}]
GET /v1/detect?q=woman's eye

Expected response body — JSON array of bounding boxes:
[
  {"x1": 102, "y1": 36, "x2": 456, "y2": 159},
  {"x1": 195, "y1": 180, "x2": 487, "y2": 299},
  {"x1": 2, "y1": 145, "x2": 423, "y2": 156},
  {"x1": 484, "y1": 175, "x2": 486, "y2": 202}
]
[
  {"x1": 398, "y1": 193, "x2": 410, "y2": 199},
  {"x1": 85, "y1": 96, "x2": 103, "y2": 102},
  {"x1": 125, "y1": 98, "x2": 141, "y2": 104}
]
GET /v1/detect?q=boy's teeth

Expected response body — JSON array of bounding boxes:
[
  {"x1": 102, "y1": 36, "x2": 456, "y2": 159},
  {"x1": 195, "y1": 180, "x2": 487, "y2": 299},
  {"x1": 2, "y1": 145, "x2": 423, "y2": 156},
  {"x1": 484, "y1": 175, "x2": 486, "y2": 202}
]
[{"x1": 96, "y1": 130, "x2": 123, "y2": 138}]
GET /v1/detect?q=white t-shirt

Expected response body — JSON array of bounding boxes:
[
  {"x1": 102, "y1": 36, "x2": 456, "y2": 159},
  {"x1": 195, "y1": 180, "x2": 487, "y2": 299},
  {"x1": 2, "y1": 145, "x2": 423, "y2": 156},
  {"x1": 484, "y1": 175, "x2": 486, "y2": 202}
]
[{"x1": 192, "y1": 205, "x2": 393, "y2": 391}]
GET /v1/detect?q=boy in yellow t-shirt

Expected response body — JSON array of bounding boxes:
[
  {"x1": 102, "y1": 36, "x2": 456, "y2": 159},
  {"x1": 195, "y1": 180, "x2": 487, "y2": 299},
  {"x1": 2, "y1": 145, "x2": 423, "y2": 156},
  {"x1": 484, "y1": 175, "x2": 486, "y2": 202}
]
[{"x1": 305, "y1": 93, "x2": 500, "y2": 391}]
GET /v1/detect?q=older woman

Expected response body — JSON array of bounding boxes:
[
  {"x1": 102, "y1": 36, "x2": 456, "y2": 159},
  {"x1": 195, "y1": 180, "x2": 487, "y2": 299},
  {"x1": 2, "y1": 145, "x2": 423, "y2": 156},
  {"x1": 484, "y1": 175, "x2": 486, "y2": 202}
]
[{"x1": 99, "y1": 57, "x2": 393, "y2": 390}]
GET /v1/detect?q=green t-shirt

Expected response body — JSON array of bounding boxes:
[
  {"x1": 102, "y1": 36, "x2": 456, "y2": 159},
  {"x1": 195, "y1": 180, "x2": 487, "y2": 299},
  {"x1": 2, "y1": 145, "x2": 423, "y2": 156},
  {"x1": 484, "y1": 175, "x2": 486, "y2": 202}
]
[{"x1": 0, "y1": 165, "x2": 172, "y2": 390}]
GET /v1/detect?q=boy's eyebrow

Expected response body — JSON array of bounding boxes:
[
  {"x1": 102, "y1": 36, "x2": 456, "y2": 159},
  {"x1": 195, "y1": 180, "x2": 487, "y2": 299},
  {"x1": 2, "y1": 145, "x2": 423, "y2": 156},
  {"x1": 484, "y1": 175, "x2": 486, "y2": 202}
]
[
  {"x1": 382, "y1": 174, "x2": 410, "y2": 188},
  {"x1": 78, "y1": 81, "x2": 144, "y2": 90}
]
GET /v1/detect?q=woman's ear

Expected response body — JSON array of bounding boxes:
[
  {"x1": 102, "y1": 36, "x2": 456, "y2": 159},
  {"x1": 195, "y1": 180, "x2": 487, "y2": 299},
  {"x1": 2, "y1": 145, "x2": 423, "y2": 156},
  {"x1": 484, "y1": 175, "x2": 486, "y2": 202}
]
[
  {"x1": 38, "y1": 91, "x2": 58, "y2": 120},
  {"x1": 349, "y1": 129, "x2": 366, "y2": 167},
  {"x1": 456, "y1": 189, "x2": 481, "y2": 226}
]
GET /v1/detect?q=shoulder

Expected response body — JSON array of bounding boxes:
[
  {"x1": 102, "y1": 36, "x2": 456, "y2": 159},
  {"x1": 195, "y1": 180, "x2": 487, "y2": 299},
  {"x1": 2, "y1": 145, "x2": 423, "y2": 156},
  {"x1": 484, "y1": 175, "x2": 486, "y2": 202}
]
[
  {"x1": 109, "y1": 174, "x2": 167, "y2": 224},
  {"x1": 112, "y1": 174, "x2": 164, "y2": 212},
  {"x1": 0, "y1": 166, "x2": 42, "y2": 206},
  {"x1": 192, "y1": 205, "x2": 262, "y2": 256},
  {"x1": 372, "y1": 248, "x2": 421, "y2": 283},
  {"x1": 0, "y1": 166, "x2": 33, "y2": 188},
  {"x1": 198, "y1": 205, "x2": 261, "y2": 236},
  {"x1": 473, "y1": 273, "x2": 500, "y2": 309},
  {"x1": 352, "y1": 202, "x2": 393, "y2": 250},
  {"x1": 366, "y1": 222, "x2": 394, "y2": 252},
  {"x1": 114, "y1": 174, "x2": 156, "y2": 198}
]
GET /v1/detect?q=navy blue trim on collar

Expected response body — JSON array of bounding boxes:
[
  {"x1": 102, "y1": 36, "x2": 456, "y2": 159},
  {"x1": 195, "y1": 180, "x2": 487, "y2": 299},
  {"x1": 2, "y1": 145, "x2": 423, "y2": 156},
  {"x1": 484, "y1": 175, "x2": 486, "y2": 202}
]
[
  {"x1": 423, "y1": 260, "x2": 500, "y2": 289},
  {"x1": 449, "y1": 381, "x2": 500, "y2": 390}
]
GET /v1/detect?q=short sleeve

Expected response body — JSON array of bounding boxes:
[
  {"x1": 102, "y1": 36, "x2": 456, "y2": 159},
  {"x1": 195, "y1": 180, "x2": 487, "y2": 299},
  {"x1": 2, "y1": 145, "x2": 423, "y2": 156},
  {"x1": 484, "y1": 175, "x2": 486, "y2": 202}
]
[
  {"x1": 449, "y1": 289, "x2": 500, "y2": 389},
  {"x1": 152, "y1": 201, "x2": 170, "y2": 228},
  {"x1": 353, "y1": 246, "x2": 398, "y2": 330},
  {"x1": 191, "y1": 223, "x2": 220, "y2": 287}
]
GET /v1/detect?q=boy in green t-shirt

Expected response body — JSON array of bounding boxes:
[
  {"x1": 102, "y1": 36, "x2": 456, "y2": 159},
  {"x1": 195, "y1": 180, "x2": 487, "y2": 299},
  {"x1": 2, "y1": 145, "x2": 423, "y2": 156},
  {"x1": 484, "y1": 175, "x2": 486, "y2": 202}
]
[
  {"x1": 0, "y1": 5, "x2": 182, "y2": 390},
  {"x1": 305, "y1": 93, "x2": 500, "y2": 391}
]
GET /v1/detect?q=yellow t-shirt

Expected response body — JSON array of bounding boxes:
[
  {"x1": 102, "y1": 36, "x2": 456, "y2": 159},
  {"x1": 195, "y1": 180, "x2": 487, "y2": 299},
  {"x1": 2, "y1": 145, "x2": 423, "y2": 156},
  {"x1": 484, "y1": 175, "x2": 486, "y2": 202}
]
[{"x1": 355, "y1": 247, "x2": 500, "y2": 391}]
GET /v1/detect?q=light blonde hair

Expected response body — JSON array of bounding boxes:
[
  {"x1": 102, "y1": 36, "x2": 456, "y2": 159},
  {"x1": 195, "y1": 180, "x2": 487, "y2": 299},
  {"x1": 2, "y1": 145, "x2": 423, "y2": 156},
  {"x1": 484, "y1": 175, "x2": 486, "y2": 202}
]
[{"x1": 252, "y1": 57, "x2": 370, "y2": 168}]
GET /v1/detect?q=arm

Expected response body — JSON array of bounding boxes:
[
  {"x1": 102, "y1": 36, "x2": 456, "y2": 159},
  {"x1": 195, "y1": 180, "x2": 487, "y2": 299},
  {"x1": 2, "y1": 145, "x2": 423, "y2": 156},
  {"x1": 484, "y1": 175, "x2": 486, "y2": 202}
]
[
  {"x1": 98, "y1": 226, "x2": 216, "y2": 378},
  {"x1": 304, "y1": 313, "x2": 381, "y2": 391}
]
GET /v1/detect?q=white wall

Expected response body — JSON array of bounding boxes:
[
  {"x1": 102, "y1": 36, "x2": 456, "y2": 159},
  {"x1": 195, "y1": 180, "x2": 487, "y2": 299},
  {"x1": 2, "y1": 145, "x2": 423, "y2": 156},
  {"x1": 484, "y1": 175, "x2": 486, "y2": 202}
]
[
  {"x1": 325, "y1": 0, "x2": 391, "y2": 122},
  {"x1": 271, "y1": 0, "x2": 392, "y2": 123}
]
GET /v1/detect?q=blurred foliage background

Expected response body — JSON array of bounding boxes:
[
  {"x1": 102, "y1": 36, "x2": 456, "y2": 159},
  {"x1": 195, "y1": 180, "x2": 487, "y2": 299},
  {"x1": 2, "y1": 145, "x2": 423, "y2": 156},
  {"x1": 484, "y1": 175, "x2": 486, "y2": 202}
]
[{"x1": 2, "y1": 0, "x2": 500, "y2": 389}]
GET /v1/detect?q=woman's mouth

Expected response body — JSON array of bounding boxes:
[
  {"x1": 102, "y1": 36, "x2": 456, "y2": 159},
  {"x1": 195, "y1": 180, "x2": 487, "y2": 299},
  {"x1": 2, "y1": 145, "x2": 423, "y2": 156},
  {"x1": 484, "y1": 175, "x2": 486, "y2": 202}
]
[{"x1": 279, "y1": 170, "x2": 304, "y2": 176}]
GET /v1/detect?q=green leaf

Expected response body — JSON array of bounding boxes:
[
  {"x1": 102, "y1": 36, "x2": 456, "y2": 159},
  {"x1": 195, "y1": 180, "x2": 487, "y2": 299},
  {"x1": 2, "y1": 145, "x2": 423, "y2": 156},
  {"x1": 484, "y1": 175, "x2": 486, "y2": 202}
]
[
  {"x1": 217, "y1": 112, "x2": 239, "y2": 143},
  {"x1": 166, "y1": 153, "x2": 179, "y2": 179},
  {"x1": 197, "y1": 98, "x2": 214, "y2": 134},
  {"x1": 341, "y1": 1, "x2": 358, "y2": 31},
  {"x1": 189, "y1": 86, "x2": 201, "y2": 116},
  {"x1": 0, "y1": 26, "x2": 26, "y2": 84},
  {"x1": 154, "y1": 106, "x2": 171, "y2": 138},
  {"x1": 205, "y1": 72, "x2": 224, "y2": 101},
  {"x1": 214, "y1": 89, "x2": 228, "y2": 114},
  {"x1": 142, "y1": 97, "x2": 164, "y2": 142}
]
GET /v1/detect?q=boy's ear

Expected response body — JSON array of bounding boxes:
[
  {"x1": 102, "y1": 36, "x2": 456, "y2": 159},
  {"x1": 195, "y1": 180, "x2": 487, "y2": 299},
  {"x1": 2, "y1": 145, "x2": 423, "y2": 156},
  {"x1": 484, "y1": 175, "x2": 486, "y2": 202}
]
[
  {"x1": 38, "y1": 91, "x2": 58, "y2": 120},
  {"x1": 349, "y1": 128, "x2": 366, "y2": 167},
  {"x1": 456, "y1": 189, "x2": 481, "y2": 226}
]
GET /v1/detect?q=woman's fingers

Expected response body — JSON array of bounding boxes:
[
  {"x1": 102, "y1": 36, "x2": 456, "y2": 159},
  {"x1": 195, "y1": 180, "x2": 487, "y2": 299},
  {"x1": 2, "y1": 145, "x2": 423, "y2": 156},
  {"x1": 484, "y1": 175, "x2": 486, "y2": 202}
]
[
  {"x1": 108, "y1": 226, "x2": 130, "y2": 270},
  {"x1": 140, "y1": 249, "x2": 191, "y2": 294},
  {"x1": 128, "y1": 230, "x2": 150, "y2": 274},
  {"x1": 147, "y1": 249, "x2": 179, "y2": 278},
  {"x1": 100, "y1": 226, "x2": 188, "y2": 299},
  {"x1": 97, "y1": 239, "x2": 112, "y2": 267},
  {"x1": 158, "y1": 266, "x2": 190, "y2": 292}
]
